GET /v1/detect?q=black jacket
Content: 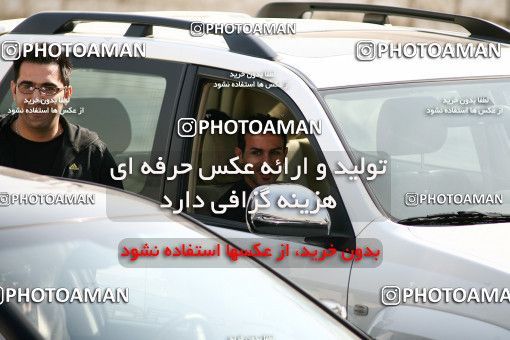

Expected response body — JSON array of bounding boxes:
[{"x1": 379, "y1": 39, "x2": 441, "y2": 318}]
[{"x1": 0, "y1": 114, "x2": 123, "y2": 189}]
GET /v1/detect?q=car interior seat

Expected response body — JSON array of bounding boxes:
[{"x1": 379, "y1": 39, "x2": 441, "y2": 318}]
[
  {"x1": 376, "y1": 96, "x2": 473, "y2": 218},
  {"x1": 268, "y1": 103, "x2": 330, "y2": 196},
  {"x1": 196, "y1": 109, "x2": 241, "y2": 206}
]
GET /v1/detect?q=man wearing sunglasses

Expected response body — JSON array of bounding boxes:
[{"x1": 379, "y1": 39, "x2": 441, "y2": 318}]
[{"x1": 0, "y1": 44, "x2": 123, "y2": 189}]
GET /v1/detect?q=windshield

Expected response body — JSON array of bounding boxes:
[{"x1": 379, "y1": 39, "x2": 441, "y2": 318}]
[
  {"x1": 0, "y1": 217, "x2": 358, "y2": 340},
  {"x1": 321, "y1": 78, "x2": 510, "y2": 222}
]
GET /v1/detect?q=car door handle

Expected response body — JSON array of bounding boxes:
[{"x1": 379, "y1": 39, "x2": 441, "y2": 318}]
[{"x1": 319, "y1": 299, "x2": 347, "y2": 319}]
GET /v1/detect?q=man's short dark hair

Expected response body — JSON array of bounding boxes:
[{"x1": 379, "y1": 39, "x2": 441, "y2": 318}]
[
  {"x1": 236, "y1": 113, "x2": 288, "y2": 152},
  {"x1": 13, "y1": 43, "x2": 72, "y2": 86}
]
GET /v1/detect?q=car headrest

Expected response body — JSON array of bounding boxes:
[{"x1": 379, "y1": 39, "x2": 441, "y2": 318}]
[
  {"x1": 65, "y1": 98, "x2": 131, "y2": 155},
  {"x1": 377, "y1": 97, "x2": 447, "y2": 156},
  {"x1": 204, "y1": 108, "x2": 231, "y2": 122},
  {"x1": 267, "y1": 102, "x2": 305, "y2": 140},
  {"x1": 232, "y1": 88, "x2": 279, "y2": 120},
  {"x1": 200, "y1": 109, "x2": 240, "y2": 184}
]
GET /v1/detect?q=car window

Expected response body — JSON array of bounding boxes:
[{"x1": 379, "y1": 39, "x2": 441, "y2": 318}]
[
  {"x1": 183, "y1": 79, "x2": 333, "y2": 224},
  {"x1": 65, "y1": 68, "x2": 166, "y2": 193},
  {"x1": 163, "y1": 71, "x2": 354, "y2": 239},
  {"x1": 327, "y1": 95, "x2": 482, "y2": 173},
  {"x1": 322, "y1": 78, "x2": 510, "y2": 220},
  {"x1": 0, "y1": 58, "x2": 186, "y2": 200}
]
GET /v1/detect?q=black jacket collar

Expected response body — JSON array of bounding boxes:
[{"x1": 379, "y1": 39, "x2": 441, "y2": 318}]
[{"x1": 0, "y1": 113, "x2": 100, "y2": 152}]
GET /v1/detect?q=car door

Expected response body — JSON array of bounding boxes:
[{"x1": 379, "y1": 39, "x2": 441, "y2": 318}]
[{"x1": 164, "y1": 65, "x2": 357, "y2": 318}]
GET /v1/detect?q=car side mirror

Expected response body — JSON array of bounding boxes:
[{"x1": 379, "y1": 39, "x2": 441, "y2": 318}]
[{"x1": 246, "y1": 183, "x2": 331, "y2": 237}]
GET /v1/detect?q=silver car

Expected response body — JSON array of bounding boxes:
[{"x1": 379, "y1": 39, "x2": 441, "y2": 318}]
[{"x1": 0, "y1": 166, "x2": 367, "y2": 340}]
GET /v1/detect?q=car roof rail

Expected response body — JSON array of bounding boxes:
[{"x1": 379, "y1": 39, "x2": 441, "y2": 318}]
[
  {"x1": 9, "y1": 12, "x2": 278, "y2": 60},
  {"x1": 257, "y1": 2, "x2": 510, "y2": 43}
]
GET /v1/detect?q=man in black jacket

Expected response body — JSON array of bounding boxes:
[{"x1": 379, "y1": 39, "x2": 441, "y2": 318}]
[{"x1": 0, "y1": 43, "x2": 123, "y2": 189}]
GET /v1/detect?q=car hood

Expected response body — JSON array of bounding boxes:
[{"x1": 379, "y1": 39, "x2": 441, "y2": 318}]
[{"x1": 408, "y1": 222, "x2": 510, "y2": 273}]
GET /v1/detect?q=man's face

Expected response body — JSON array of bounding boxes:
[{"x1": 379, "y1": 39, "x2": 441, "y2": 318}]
[
  {"x1": 10, "y1": 61, "x2": 72, "y2": 131},
  {"x1": 236, "y1": 133, "x2": 287, "y2": 188}
]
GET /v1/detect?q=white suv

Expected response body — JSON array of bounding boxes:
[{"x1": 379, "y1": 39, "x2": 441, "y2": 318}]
[{"x1": 1, "y1": 3, "x2": 509, "y2": 339}]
